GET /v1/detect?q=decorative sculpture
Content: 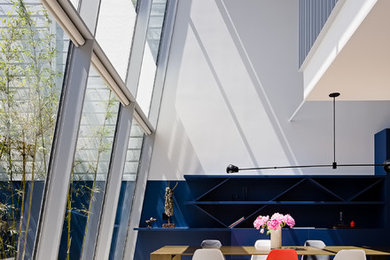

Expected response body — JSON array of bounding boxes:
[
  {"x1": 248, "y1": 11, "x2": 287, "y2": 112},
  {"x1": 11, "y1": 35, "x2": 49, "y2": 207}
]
[
  {"x1": 145, "y1": 217, "x2": 156, "y2": 228},
  {"x1": 163, "y1": 182, "x2": 178, "y2": 228}
]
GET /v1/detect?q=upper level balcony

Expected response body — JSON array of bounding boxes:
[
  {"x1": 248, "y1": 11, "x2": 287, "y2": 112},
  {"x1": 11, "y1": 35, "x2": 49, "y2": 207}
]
[{"x1": 300, "y1": 0, "x2": 390, "y2": 101}]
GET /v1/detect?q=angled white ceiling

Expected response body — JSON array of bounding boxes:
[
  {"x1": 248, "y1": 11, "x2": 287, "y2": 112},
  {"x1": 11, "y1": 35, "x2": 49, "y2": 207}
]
[{"x1": 303, "y1": 0, "x2": 390, "y2": 101}]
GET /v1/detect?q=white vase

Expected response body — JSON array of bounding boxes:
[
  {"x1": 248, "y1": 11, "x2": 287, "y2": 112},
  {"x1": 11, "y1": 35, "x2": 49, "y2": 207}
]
[{"x1": 270, "y1": 229, "x2": 282, "y2": 249}]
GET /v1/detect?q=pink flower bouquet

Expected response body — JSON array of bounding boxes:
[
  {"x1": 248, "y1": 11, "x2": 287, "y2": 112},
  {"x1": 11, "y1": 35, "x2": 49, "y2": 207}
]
[{"x1": 253, "y1": 213, "x2": 295, "y2": 234}]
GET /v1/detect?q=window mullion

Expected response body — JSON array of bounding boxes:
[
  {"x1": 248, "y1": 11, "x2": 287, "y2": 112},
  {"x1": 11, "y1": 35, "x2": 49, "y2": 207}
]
[
  {"x1": 93, "y1": 104, "x2": 135, "y2": 260},
  {"x1": 77, "y1": 0, "x2": 101, "y2": 36},
  {"x1": 122, "y1": 134, "x2": 154, "y2": 260},
  {"x1": 148, "y1": 0, "x2": 179, "y2": 127},
  {"x1": 123, "y1": 0, "x2": 179, "y2": 257},
  {"x1": 34, "y1": 40, "x2": 94, "y2": 260},
  {"x1": 126, "y1": 0, "x2": 153, "y2": 96}
]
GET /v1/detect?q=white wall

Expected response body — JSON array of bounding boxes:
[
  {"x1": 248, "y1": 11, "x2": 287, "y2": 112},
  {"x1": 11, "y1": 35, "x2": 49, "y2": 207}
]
[{"x1": 148, "y1": 0, "x2": 390, "y2": 180}]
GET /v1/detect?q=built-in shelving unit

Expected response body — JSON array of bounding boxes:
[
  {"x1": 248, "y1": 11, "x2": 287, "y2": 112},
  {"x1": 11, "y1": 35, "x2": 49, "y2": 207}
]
[
  {"x1": 134, "y1": 227, "x2": 231, "y2": 232},
  {"x1": 184, "y1": 175, "x2": 389, "y2": 229},
  {"x1": 135, "y1": 175, "x2": 390, "y2": 260}
]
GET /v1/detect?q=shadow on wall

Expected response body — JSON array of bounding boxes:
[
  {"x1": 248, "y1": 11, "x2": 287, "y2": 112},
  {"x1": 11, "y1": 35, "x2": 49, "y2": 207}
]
[
  {"x1": 215, "y1": 0, "x2": 390, "y2": 173},
  {"x1": 153, "y1": 117, "x2": 205, "y2": 180},
  {"x1": 149, "y1": 0, "x2": 205, "y2": 180},
  {"x1": 155, "y1": 0, "x2": 302, "y2": 175},
  {"x1": 213, "y1": 0, "x2": 302, "y2": 170},
  {"x1": 187, "y1": 19, "x2": 261, "y2": 169},
  {"x1": 151, "y1": 0, "x2": 390, "y2": 178}
]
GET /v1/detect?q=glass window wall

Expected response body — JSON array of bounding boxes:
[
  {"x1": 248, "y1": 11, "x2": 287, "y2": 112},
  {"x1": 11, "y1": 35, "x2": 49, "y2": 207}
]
[
  {"x1": 123, "y1": 122, "x2": 144, "y2": 181},
  {"x1": 58, "y1": 66, "x2": 120, "y2": 260},
  {"x1": 0, "y1": 0, "x2": 69, "y2": 259},
  {"x1": 0, "y1": 1, "x2": 68, "y2": 259},
  {"x1": 95, "y1": 0, "x2": 138, "y2": 81},
  {"x1": 136, "y1": 0, "x2": 167, "y2": 116},
  {"x1": 0, "y1": 0, "x2": 171, "y2": 257},
  {"x1": 109, "y1": 121, "x2": 144, "y2": 259}
]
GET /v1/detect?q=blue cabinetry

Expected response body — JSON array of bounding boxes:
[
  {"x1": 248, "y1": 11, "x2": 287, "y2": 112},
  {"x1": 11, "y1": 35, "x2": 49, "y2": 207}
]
[
  {"x1": 134, "y1": 175, "x2": 390, "y2": 260},
  {"x1": 375, "y1": 128, "x2": 390, "y2": 175},
  {"x1": 185, "y1": 175, "x2": 388, "y2": 229}
]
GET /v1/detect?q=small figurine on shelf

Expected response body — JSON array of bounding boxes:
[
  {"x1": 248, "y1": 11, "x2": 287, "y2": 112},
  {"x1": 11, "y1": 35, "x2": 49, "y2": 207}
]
[
  {"x1": 145, "y1": 217, "x2": 156, "y2": 228},
  {"x1": 333, "y1": 211, "x2": 348, "y2": 228},
  {"x1": 162, "y1": 182, "x2": 178, "y2": 228}
]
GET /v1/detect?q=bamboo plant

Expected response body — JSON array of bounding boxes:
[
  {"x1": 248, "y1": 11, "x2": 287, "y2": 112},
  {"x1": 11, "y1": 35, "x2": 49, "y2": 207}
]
[{"x1": 0, "y1": 0, "x2": 62, "y2": 258}]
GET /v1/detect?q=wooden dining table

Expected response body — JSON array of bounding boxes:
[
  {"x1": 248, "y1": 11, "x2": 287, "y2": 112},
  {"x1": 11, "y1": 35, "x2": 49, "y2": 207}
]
[{"x1": 150, "y1": 245, "x2": 390, "y2": 260}]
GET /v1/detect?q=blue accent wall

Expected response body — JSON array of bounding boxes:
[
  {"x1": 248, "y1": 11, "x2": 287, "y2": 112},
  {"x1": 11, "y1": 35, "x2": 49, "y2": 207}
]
[
  {"x1": 134, "y1": 177, "x2": 390, "y2": 260},
  {"x1": 375, "y1": 128, "x2": 390, "y2": 175},
  {"x1": 135, "y1": 227, "x2": 390, "y2": 260}
]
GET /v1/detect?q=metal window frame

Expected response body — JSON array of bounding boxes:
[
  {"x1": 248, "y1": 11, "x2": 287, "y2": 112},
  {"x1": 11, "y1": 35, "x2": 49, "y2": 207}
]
[
  {"x1": 93, "y1": 103, "x2": 135, "y2": 260},
  {"x1": 34, "y1": 40, "x2": 94, "y2": 260},
  {"x1": 32, "y1": 0, "x2": 175, "y2": 258},
  {"x1": 122, "y1": 133, "x2": 154, "y2": 260},
  {"x1": 41, "y1": 0, "x2": 154, "y2": 130},
  {"x1": 92, "y1": 0, "x2": 157, "y2": 257},
  {"x1": 92, "y1": 0, "x2": 156, "y2": 254},
  {"x1": 123, "y1": 0, "x2": 178, "y2": 258},
  {"x1": 148, "y1": 0, "x2": 178, "y2": 128},
  {"x1": 77, "y1": 2, "x2": 106, "y2": 259},
  {"x1": 125, "y1": 0, "x2": 153, "y2": 96},
  {"x1": 77, "y1": 0, "x2": 101, "y2": 36}
]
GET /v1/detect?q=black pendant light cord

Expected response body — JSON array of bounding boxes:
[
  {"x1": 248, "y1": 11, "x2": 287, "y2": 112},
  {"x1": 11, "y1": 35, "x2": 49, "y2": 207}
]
[
  {"x1": 226, "y1": 91, "x2": 390, "y2": 174},
  {"x1": 227, "y1": 163, "x2": 390, "y2": 173},
  {"x1": 333, "y1": 95, "x2": 336, "y2": 166},
  {"x1": 330, "y1": 92, "x2": 340, "y2": 169}
]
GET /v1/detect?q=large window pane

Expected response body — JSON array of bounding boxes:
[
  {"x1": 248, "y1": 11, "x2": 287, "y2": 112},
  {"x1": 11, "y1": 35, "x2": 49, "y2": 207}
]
[
  {"x1": 137, "y1": 0, "x2": 167, "y2": 116},
  {"x1": 123, "y1": 122, "x2": 144, "y2": 181},
  {"x1": 0, "y1": 0, "x2": 68, "y2": 259},
  {"x1": 96, "y1": 0, "x2": 138, "y2": 81},
  {"x1": 58, "y1": 67, "x2": 120, "y2": 260},
  {"x1": 109, "y1": 121, "x2": 144, "y2": 259}
]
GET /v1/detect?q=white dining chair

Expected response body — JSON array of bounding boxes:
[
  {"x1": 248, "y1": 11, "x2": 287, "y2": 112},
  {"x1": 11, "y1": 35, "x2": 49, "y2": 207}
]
[
  {"x1": 192, "y1": 248, "x2": 225, "y2": 260},
  {"x1": 333, "y1": 249, "x2": 366, "y2": 260},
  {"x1": 251, "y1": 239, "x2": 271, "y2": 260},
  {"x1": 301, "y1": 240, "x2": 330, "y2": 260},
  {"x1": 201, "y1": 239, "x2": 222, "y2": 248}
]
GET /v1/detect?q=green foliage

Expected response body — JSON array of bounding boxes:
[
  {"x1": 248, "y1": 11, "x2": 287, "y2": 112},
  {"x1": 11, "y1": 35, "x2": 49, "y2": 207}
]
[{"x1": 0, "y1": 0, "x2": 62, "y2": 257}]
